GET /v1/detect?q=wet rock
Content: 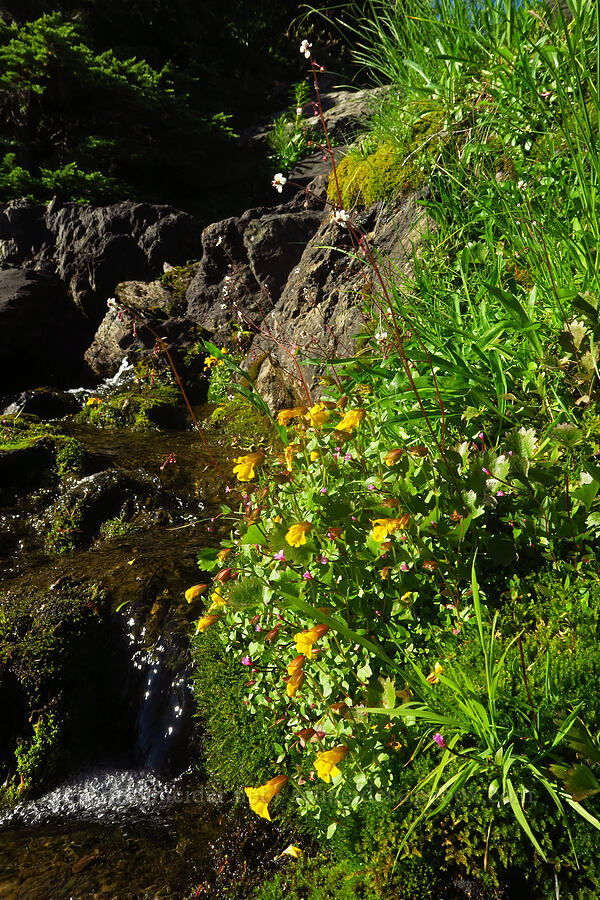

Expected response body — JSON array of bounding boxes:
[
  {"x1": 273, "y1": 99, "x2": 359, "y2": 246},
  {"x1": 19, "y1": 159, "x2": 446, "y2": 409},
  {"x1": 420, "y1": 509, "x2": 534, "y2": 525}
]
[
  {"x1": 185, "y1": 176, "x2": 328, "y2": 341},
  {"x1": 0, "y1": 440, "x2": 55, "y2": 499},
  {"x1": 84, "y1": 279, "x2": 200, "y2": 378},
  {"x1": 2, "y1": 388, "x2": 81, "y2": 420},
  {"x1": 0, "y1": 198, "x2": 203, "y2": 322},
  {"x1": 0, "y1": 268, "x2": 88, "y2": 392}
]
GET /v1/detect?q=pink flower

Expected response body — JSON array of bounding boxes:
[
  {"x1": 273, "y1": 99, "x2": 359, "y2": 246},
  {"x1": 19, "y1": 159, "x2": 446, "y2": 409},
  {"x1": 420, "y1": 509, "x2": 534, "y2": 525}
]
[
  {"x1": 302, "y1": 571, "x2": 313, "y2": 580},
  {"x1": 368, "y1": 484, "x2": 375, "y2": 491},
  {"x1": 241, "y1": 656, "x2": 252, "y2": 666},
  {"x1": 433, "y1": 732, "x2": 446, "y2": 748},
  {"x1": 320, "y1": 488, "x2": 327, "y2": 494},
  {"x1": 400, "y1": 562, "x2": 409, "y2": 572},
  {"x1": 273, "y1": 549, "x2": 285, "y2": 561}
]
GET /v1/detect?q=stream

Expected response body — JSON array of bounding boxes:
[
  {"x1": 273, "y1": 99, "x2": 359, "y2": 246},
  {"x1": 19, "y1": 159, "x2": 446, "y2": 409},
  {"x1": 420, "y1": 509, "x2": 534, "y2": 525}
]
[{"x1": 0, "y1": 376, "x2": 277, "y2": 899}]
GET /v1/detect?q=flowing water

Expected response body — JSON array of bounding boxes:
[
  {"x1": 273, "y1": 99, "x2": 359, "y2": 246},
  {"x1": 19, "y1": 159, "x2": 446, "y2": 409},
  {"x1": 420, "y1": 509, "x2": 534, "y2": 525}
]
[{"x1": 0, "y1": 380, "x2": 278, "y2": 899}]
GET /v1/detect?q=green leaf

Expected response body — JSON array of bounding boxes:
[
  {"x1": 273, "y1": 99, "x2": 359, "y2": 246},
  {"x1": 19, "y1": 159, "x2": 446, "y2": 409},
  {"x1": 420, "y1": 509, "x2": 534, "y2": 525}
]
[
  {"x1": 381, "y1": 677, "x2": 397, "y2": 711},
  {"x1": 506, "y1": 778, "x2": 547, "y2": 860},
  {"x1": 550, "y1": 764, "x2": 600, "y2": 802},
  {"x1": 197, "y1": 547, "x2": 221, "y2": 571}
]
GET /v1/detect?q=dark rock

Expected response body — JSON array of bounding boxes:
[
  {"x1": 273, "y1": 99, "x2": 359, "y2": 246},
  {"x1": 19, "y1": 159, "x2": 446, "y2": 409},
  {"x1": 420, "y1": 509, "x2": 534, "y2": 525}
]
[
  {"x1": 0, "y1": 199, "x2": 203, "y2": 323},
  {"x1": 0, "y1": 268, "x2": 88, "y2": 392},
  {"x1": 185, "y1": 176, "x2": 328, "y2": 339},
  {"x1": 0, "y1": 440, "x2": 55, "y2": 499},
  {"x1": 2, "y1": 387, "x2": 81, "y2": 419}
]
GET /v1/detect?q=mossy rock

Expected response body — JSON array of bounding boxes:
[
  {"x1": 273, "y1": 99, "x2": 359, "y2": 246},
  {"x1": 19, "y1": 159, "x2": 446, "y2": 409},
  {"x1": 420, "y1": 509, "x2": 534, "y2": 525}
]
[
  {"x1": 159, "y1": 262, "x2": 198, "y2": 316},
  {"x1": 208, "y1": 397, "x2": 273, "y2": 442},
  {"x1": 77, "y1": 383, "x2": 186, "y2": 431},
  {"x1": 0, "y1": 579, "x2": 124, "y2": 799}
]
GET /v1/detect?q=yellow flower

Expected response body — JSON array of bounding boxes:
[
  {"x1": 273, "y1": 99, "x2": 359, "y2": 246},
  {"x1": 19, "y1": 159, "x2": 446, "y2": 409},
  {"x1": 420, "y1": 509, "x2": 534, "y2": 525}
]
[
  {"x1": 314, "y1": 746, "x2": 349, "y2": 783},
  {"x1": 185, "y1": 583, "x2": 208, "y2": 603},
  {"x1": 427, "y1": 662, "x2": 444, "y2": 685},
  {"x1": 208, "y1": 588, "x2": 227, "y2": 611},
  {"x1": 294, "y1": 624, "x2": 329, "y2": 659},
  {"x1": 233, "y1": 450, "x2": 265, "y2": 481},
  {"x1": 244, "y1": 775, "x2": 288, "y2": 821},
  {"x1": 285, "y1": 521, "x2": 312, "y2": 547},
  {"x1": 287, "y1": 654, "x2": 305, "y2": 676},
  {"x1": 286, "y1": 669, "x2": 305, "y2": 698},
  {"x1": 370, "y1": 516, "x2": 409, "y2": 542},
  {"x1": 284, "y1": 443, "x2": 302, "y2": 472},
  {"x1": 304, "y1": 403, "x2": 331, "y2": 427},
  {"x1": 310, "y1": 450, "x2": 319, "y2": 461},
  {"x1": 277, "y1": 406, "x2": 308, "y2": 426},
  {"x1": 280, "y1": 845, "x2": 303, "y2": 859},
  {"x1": 384, "y1": 448, "x2": 403, "y2": 466},
  {"x1": 196, "y1": 614, "x2": 220, "y2": 633},
  {"x1": 336, "y1": 408, "x2": 366, "y2": 431}
]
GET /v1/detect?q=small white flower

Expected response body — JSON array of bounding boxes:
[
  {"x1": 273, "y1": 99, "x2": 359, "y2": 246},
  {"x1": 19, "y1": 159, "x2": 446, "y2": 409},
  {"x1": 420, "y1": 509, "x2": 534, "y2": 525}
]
[
  {"x1": 220, "y1": 303, "x2": 227, "y2": 309},
  {"x1": 517, "y1": 180, "x2": 527, "y2": 191},
  {"x1": 334, "y1": 208, "x2": 350, "y2": 226},
  {"x1": 107, "y1": 297, "x2": 117, "y2": 310},
  {"x1": 272, "y1": 172, "x2": 287, "y2": 193},
  {"x1": 375, "y1": 330, "x2": 388, "y2": 344},
  {"x1": 296, "y1": 106, "x2": 303, "y2": 117},
  {"x1": 300, "y1": 39, "x2": 312, "y2": 59},
  {"x1": 216, "y1": 235, "x2": 223, "y2": 247}
]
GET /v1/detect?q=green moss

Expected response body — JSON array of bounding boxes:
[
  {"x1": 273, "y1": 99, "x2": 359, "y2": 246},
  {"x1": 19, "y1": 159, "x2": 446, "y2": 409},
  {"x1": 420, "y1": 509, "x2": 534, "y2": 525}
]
[
  {"x1": 159, "y1": 263, "x2": 198, "y2": 315},
  {"x1": 191, "y1": 625, "x2": 285, "y2": 791},
  {"x1": 77, "y1": 383, "x2": 182, "y2": 430},
  {"x1": 208, "y1": 397, "x2": 272, "y2": 442},
  {"x1": 100, "y1": 514, "x2": 140, "y2": 540},
  {"x1": 55, "y1": 436, "x2": 85, "y2": 480},
  {"x1": 0, "y1": 415, "x2": 52, "y2": 451},
  {"x1": 329, "y1": 107, "x2": 446, "y2": 208}
]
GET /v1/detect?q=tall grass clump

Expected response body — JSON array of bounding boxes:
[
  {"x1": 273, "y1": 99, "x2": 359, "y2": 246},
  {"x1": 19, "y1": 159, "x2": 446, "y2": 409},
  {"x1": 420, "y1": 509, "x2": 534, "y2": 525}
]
[{"x1": 190, "y1": 3, "x2": 600, "y2": 896}]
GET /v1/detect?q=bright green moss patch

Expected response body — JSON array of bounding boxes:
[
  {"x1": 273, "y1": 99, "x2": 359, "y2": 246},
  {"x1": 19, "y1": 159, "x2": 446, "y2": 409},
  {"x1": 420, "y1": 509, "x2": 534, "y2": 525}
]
[
  {"x1": 208, "y1": 396, "x2": 272, "y2": 442},
  {"x1": 0, "y1": 415, "x2": 53, "y2": 451},
  {"x1": 77, "y1": 383, "x2": 182, "y2": 430},
  {"x1": 329, "y1": 107, "x2": 446, "y2": 208}
]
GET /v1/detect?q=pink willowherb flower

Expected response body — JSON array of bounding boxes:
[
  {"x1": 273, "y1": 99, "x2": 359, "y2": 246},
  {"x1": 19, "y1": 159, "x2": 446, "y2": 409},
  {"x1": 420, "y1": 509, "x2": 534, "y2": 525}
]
[
  {"x1": 433, "y1": 732, "x2": 446, "y2": 748},
  {"x1": 241, "y1": 656, "x2": 252, "y2": 666}
]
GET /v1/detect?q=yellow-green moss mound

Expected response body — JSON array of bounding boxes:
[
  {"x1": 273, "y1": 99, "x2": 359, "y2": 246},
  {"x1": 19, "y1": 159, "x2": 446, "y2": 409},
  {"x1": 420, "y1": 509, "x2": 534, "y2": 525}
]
[{"x1": 329, "y1": 107, "x2": 446, "y2": 209}]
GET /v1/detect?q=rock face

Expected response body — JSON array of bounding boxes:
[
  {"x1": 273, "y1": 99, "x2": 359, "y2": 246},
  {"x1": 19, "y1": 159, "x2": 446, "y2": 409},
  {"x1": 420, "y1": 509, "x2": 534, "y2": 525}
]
[
  {"x1": 0, "y1": 268, "x2": 88, "y2": 391},
  {"x1": 0, "y1": 198, "x2": 203, "y2": 321},
  {"x1": 185, "y1": 178, "x2": 328, "y2": 336}
]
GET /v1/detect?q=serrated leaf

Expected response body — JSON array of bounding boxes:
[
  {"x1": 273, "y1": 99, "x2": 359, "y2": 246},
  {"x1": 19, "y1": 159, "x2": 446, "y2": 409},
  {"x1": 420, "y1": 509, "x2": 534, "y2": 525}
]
[
  {"x1": 381, "y1": 676, "x2": 397, "y2": 710},
  {"x1": 552, "y1": 763, "x2": 600, "y2": 802}
]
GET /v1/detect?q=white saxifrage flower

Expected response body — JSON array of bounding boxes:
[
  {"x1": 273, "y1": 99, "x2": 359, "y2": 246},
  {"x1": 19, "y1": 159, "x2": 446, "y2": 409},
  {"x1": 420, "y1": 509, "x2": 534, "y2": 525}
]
[
  {"x1": 300, "y1": 39, "x2": 312, "y2": 59},
  {"x1": 272, "y1": 172, "x2": 287, "y2": 193},
  {"x1": 334, "y1": 208, "x2": 350, "y2": 226}
]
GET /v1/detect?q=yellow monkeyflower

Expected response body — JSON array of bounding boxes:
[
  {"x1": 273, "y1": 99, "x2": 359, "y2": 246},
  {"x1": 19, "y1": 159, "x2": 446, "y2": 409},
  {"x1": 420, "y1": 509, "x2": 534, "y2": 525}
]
[
  {"x1": 384, "y1": 448, "x2": 403, "y2": 466},
  {"x1": 196, "y1": 614, "x2": 220, "y2": 633},
  {"x1": 287, "y1": 654, "x2": 305, "y2": 676},
  {"x1": 284, "y1": 443, "x2": 302, "y2": 472},
  {"x1": 370, "y1": 516, "x2": 409, "y2": 542},
  {"x1": 208, "y1": 588, "x2": 227, "y2": 611},
  {"x1": 427, "y1": 662, "x2": 444, "y2": 685},
  {"x1": 285, "y1": 521, "x2": 312, "y2": 547},
  {"x1": 310, "y1": 450, "x2": 319, "y2": 461},
  {"x1": 336, "y1": 408, "x2": 366, "y2": 431},
  {"x1": 314, "y1": 746, "x2": 349, "y2": 783},
  {"x1": 86, "y1": 396, "x2": 103, "y2": 407},
  {"x1": 185, "y1": 583, "x2": 208, "y2": 603},
  {"x1": 277, "y1": 406, "x2": 308, "y2": 426},
  {"x1": 294, "y1": 623, "x2": 329, "y2": 659},
  {"x1": 286, "y1": 669, "x2": 305, "y2": 698},
  {"x1": 204, "y1": 347, "x2": 228, "y2": 370},
  {"x1": 233, "y1": 450, "x2": 265, "y2": 481},
  {"x1": 244, "y1": 775, "x2": 288, "y2": 821},
  {"x1": 304, "y1": 403, "x2": 330, "y2": 427}
]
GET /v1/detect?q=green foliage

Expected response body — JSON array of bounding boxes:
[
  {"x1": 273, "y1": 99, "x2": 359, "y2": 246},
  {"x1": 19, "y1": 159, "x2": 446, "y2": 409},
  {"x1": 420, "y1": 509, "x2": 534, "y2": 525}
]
[
  {"x1": 268, "y1": 81, "x2": 317, "y2": 174},
  {"x1": 99, "y1": 513, "x2": 140, "y2": 540},
  {"x1": 77, "y1": 383, "x2": 181, "y2": 430},
  {"x1": 13, "y1": 711, "x2": 63, "y2": 801},
  {"x1": 0, "y1": 12, "x2": 234, "y2": 208}
]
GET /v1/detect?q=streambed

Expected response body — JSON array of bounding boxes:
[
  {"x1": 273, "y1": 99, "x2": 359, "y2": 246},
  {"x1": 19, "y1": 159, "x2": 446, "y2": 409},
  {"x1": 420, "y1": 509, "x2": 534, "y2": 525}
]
[{"x1": 0, "y1": 393, "x2": 280, "y2": 898}]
